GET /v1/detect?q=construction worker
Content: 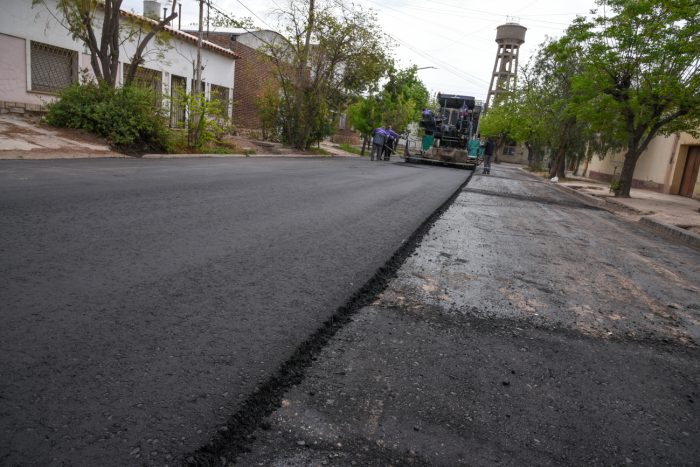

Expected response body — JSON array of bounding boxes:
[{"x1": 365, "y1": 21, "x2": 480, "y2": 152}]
[
  {"x1": 483, "y1": 137, "x2": 495, "y2": 174},
  {"x1": 371, "y1": 127, "x2": 386, "y2": 161}
]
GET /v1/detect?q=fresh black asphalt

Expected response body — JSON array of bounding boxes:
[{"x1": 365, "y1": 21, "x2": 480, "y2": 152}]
[{"x1": 0, "y1": 157, "x2": 469, "y2": 465}]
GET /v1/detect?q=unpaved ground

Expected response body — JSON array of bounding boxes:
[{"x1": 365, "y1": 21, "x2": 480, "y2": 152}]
[
  {"x1": 231, "y1": 165, "x2": 700, "y2": 466},
  {"x1": 0, "y1": 115, "x2": 121, "y2": 158}
]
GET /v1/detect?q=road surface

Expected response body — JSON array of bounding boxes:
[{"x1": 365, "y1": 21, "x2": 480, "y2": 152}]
[
  {"x1": 235, "y1": 165, "x2": 700, "y2": 466},
  {"x1": 0, "y1": 157, "x2": 469, "y2": 465}
]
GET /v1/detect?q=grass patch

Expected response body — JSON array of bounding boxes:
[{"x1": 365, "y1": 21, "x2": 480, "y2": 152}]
[
  {"x1": 166, "y1": 131, "x2": 256, "y2": 155},
  {"x1": 305, "y1": 147, "x2": 333, "y2": 156},
  {"x1": 337, "y1": 143, "x2": 362, "y2": 155}
]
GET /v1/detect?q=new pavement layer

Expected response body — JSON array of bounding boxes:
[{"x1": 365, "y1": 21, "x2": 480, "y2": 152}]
[{"x1": 0, "y1": 157, "x2": 469, "y2": 465}]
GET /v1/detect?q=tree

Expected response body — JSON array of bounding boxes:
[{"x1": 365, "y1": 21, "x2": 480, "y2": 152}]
[
  {"x1": 380, "y1": 66, "x2": 430, "y2": 132},
  {"x1": 478, "y1": 95, "x2": 520, "y2": 160},
  {"x1": 347, "y1": 66, "x2": 429, "y2": 155},
  {"x1": 346, "y1": 95, "x2": 382, "y2": 155},
  {"x1": 481, "y1": 36, "x2": 589, "y2": 176},
  {"x1": 264, "y1": 0, "x2": 392, "y2": 150},
  {"x1": 572, "y1": 0, "x2": 700, "y2": 197},
  {"x1": 36, "y1": 0, "x2": 178, "y2": 87}
]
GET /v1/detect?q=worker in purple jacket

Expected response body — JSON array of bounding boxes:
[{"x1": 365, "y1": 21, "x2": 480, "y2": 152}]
[
  {"x1": 371, "y1": 127, "x2": 386, "y2": 161},
  {"x1": 383, "y1": 126, "x2": 400, "y2": 160}
]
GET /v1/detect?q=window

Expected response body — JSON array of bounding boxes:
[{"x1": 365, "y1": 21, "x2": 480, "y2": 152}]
[
  {"x1": 210, "y1": 84, "x2": 230, "y2": 119},
  {"x1": 125, "y1": 65, "x2": 162, "y2": 97},
  {"x1": 30, "y1": 41, "x2": 77, "y2": 93}
]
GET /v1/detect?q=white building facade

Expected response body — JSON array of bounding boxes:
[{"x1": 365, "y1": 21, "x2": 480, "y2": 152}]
[{"x1": 0, "y1": 0, "x2": 238, "y2": 120}]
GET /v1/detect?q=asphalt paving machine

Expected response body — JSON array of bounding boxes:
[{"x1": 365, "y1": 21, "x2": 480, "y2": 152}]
[{"x1": 405, "y1": 93, "x2": 483, "y2": 169}]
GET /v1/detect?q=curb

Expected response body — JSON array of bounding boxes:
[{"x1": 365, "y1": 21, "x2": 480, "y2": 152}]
[
  {"x1": 549, "y1": 181, "x2": 607, "y2": 208},
  {"x1": 639, "y1": 216, "x2": 700, "y2": 251},
  {"x1": 544, "y1": 177, "x2": 700, "y2": 251}
]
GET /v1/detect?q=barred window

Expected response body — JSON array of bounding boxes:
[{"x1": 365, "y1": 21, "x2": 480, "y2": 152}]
[
  {"x1": 30, "y1": 41, "x2": 77, "y2": 93},
  {"x1": 210, "y1": 84, "x2": 230, "y2": 119},
  {"x1": 125, "y1": 64, "x2": 162, "y2": 96}
]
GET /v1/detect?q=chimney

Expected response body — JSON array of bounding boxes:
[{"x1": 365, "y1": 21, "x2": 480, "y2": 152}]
[{"x1": 143, "y1": 1, "x2": 161, "y2": 20}]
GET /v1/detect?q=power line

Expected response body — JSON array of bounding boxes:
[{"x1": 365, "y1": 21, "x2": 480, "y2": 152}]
[
  {"x1": 229, "y1": 0, "x2": 275, "y2": 30},
  {"x1": 326, "y1": 0, "x2": 490, "y2": 92}
]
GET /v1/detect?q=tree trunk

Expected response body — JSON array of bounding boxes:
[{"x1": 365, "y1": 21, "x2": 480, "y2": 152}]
[
  {"x1": 557, "y1": 152, "x2": 566, "y2": 179},
  {"x1": 361, "y1": 134, "x2": 369, "y2": 156},
  {"x1": 581, "y1": 153, "x2": 591, "y2": 178},
  {"x1": 495, "y1": 136, "x2": 505, "y2": 163},
  {"x1": 291, "y1": 0, "x2": 314, "y2": 150},
  {"x1": 549, "y1": 145, "x2": 566, "y2": 178},
  {"x1": 617, "y1": 149, "x2": 639, "y2": 198}
]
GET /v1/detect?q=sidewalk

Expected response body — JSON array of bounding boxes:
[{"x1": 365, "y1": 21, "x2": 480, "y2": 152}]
[
  {"x1": 546, "y1": 170, "x2": 700, "y2": 250},
  {"x1": 0, "y1": 114, "x2": 360, "y2": 160},
  {"x1": 0, "y1": 114, "x2": 122, "y2": 159}
]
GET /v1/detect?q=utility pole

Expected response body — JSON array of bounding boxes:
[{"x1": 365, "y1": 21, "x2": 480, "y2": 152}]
[
  {"x1": 195, "y1": 0, "x2": 204, "y2": 95},
  {"x1": 189, "y1": 0, "x2": 205, "y2": 147},
  {"x1": 293, "y1": 0, "x2": 314, "y2": 149}
]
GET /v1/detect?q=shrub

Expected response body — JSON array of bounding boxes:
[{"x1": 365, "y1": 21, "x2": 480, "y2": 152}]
[
  {"x1": 609, "y1": 179, "x2": 621, "y2": 194},
  {"x1": 45, "y1": 82, "x2": 168, "y2": 153},
  {"x1": 168, "y1": 89, "x2": 231, "y2": 150}
]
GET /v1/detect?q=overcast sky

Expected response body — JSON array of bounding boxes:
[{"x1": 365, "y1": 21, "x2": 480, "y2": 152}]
[{"x1": 123, "y1": 0, "x2": 599, "y2": 102}]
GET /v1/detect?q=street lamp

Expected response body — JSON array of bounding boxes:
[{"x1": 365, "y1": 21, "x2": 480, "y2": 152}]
[{"x1": 416, "y1": 66, "x2": 437, "y2": 70}]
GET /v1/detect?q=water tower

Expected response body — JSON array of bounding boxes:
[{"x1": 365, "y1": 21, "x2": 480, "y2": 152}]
[{"x1": 485, "y1": 18, "x2": 526, "y2": 111}]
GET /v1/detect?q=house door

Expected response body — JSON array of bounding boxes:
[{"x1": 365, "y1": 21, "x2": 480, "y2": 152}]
[{"x1": 680, "y1": 146, "x2": 700, "y2": 197}]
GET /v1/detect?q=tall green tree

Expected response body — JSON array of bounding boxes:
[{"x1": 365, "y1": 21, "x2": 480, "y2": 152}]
[
  {"x1": 347, "y1": 65, "x2": 430, "y2": 155},
  {"x1": 482, "y1": 35, "x2": 589, "y2": 176},
  {"x1": 573, "y1": 0, "x2": 700, "y2": 197},
  {"x1": 346, "y1": 94, "x2": 382, "y2": 155},
  {"x1": 532, "y1": 33, "x2": 590, "y2": 179},
  {"x1": 380, "y1": 66, "x2": 430, "y2": 132},
  {"x1": 265, "y1": 0, "x2": 392, "y2": 150}
]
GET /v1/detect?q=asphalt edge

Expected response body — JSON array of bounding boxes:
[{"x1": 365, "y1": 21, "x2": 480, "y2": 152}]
[
  {"x1": 185, "y1": 168, "x2": 476, "y2": 465},
  {"x1": 639, "y1": 216, "x2": 700, "y2": 251}
]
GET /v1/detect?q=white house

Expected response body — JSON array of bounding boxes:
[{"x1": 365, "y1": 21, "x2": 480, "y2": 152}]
[{"x1": 0, "y1": 0, "x2": 239, "y2": 122}]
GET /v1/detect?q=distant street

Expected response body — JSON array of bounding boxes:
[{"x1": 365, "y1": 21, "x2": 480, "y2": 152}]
[{"x1": 0, "y1": 157, "x2": 469, "y2": 465}]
